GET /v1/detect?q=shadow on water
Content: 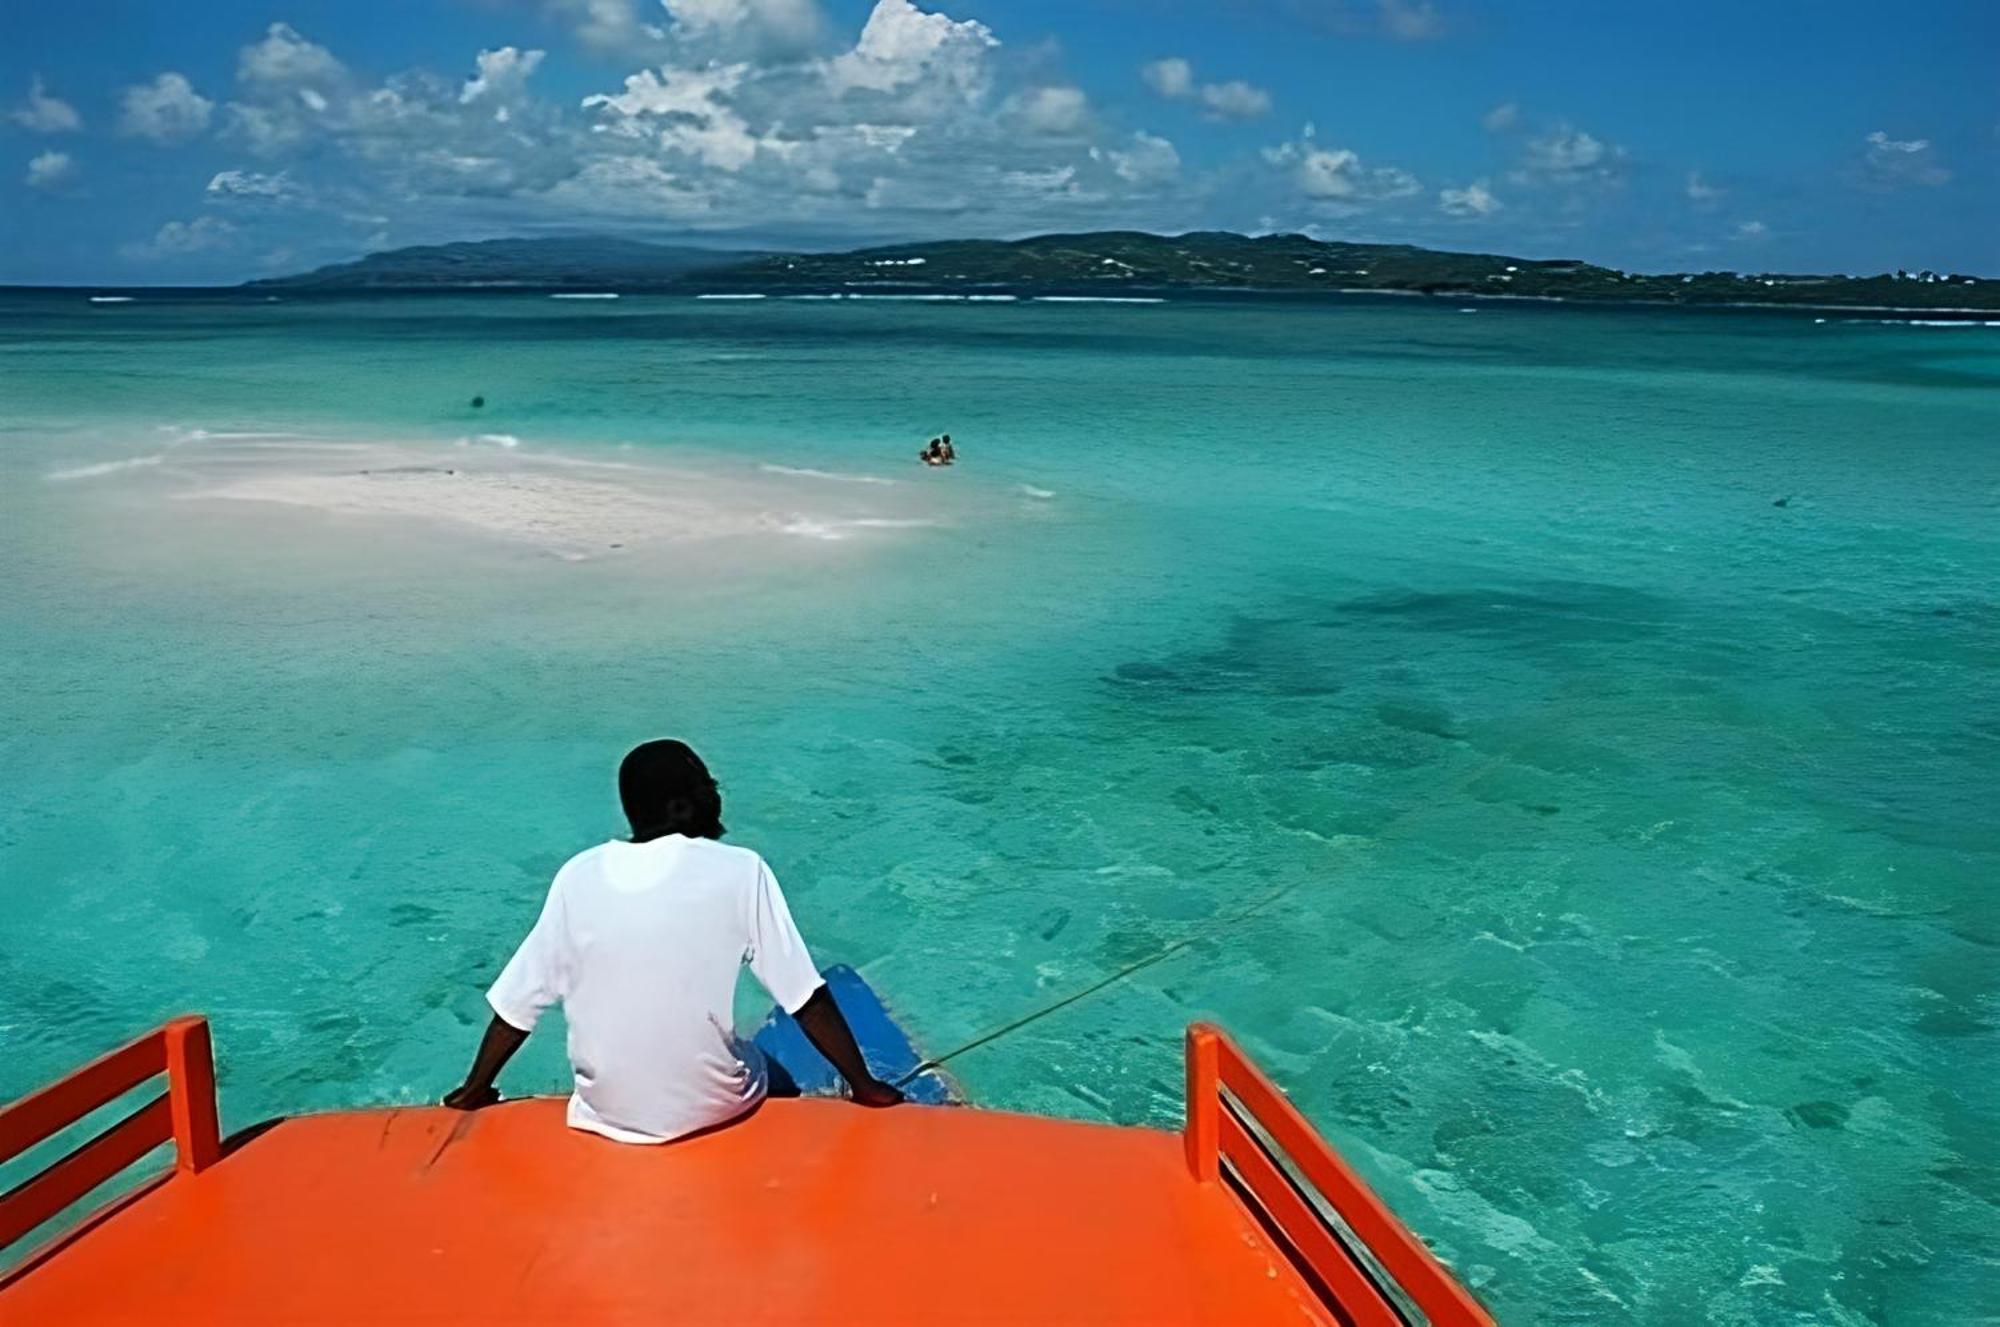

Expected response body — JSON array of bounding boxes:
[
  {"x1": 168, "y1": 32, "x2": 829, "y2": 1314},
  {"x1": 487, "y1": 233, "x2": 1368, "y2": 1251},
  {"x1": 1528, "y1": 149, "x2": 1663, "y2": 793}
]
[
  {"x1": 1328, "y1": 581, "x2": 1678, "y2": 644},
  {"x1": 1103, "y1": 612, "x2": 1347, "y2": 700}
]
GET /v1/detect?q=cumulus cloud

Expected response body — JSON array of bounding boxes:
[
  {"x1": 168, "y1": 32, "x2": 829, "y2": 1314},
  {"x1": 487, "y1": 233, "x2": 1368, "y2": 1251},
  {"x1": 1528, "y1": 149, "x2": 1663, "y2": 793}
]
[
  {"x1": 224, "y1": 24, "x2": 352, "y2": 155},
  {"x1": 1265, "y1": 124, "x2": 1419, "y2": 205},
  {"x1": 545, "y1": 0, "x2": 668, "y2": 56},
  {"x1": 1199, "y1": 81, "x2": 1272, "y2": 121},
  {"x1": 239, "y1": 22, "x2": 346, "y2": 92},
  {"x1": 25, "y1": 150, "x2": 77, "y2": 190},
  {"x1": 825, "y1": 0, "x2": 996, "y2": 99},
  {"x1": 543, "y1": 153, "x2": 713, "y2": 219},
  {"x1": 1376, "y1": 0, "x2": 1445, "y2": 40},
  {"x1": 10, "y1": 76, "x2": 82, "y2": 133},
  {"x1": 1520, "y1": 125, "x2": 1614, "y2": 177},
  {"x1": 1685, "y1": 170, "x2": 1723, "y2": 203},
  {"x1": 567, "y1": 0, "x2": 1161, "y2": 227},
  {"x1": 206, "y1": 169, "x2": 303, "y2": 201},
  {"x1": 94, "y1": 4, "x2": 1204, "y2": 255},
  {"x1": 1508, "y1": 121, "x2": 1625, "y2": 191},
  {"x1": 218, "y1": 21, "x2": 582, "y2": 201},
  {"x1": 1011, "y1": 85, "x2": 1089, "y2": 136},
  {"x1": 1480, "y1": 101, "x2": 1518, "y2": 134},
  {"x1": 462, "y1": 47, "x2": 546, "y2": 106},
  {"x1": 1097, "y1": 131, "x2": 1180, "y2": 187},
  {"x1": 584, "y1": 64, "x2": 764, "y2": 171},
  {"x1": 1267, "y1": 0, "x2": 1452, "y2": 41},
  {"x1": 122, "y1": 216, "x2": 238, "y2": 260},
  {"x1": 118, "y1": 72, "x2": 214, "y2": 144},
  {"x1": 548, "y1": 0, "x2": 826, "y2": 62},
  {"x1": 1735, "y1": 219, "x2": 1768, "y2": 240},
  {"x1": 663, "y1": 0, "x2": 829, "y2": 60},
  {"x1": 1141, "y1": 57, "x2": 1271, "y2": 121},
  {"x1": 1856, "y1": 130, "x2": 1949, "y2": 189},
  {"x1": 1141, "y1": 57, "x2": 1193, "y2": 100},
  {"x1": 1438, "y1": 178, "x2": 1499, "y2": 217}
]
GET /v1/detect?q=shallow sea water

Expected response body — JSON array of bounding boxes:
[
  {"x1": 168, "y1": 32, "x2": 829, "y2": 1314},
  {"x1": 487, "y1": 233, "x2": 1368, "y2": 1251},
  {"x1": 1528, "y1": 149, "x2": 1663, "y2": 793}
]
[{"x1": 2, "y1": 291, "x2": 1996, "y2": 1322}]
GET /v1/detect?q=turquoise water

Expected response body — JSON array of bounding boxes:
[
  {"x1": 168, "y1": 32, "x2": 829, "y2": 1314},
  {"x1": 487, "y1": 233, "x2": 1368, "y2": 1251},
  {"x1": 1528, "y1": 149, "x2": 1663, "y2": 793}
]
[{"x1": 2, "y1": 291, "x2": 1995, "y2": 1322}]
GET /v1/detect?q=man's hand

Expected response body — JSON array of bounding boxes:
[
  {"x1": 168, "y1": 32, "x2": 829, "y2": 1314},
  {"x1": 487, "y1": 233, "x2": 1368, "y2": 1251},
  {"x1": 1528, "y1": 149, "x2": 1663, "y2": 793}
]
[
  {"x1": 443, "y1": 1082, "x2": 500, "y2": 1111},
  {"x1": 791, "y1": 985, "x2": 908, "y2": 1109},
  {"x1": 850, "y1": 1078, "x2": 904, "y2": 1108},
  {"x1": 445, "y1": 1016, "x2": 530, "y2": 1112}
]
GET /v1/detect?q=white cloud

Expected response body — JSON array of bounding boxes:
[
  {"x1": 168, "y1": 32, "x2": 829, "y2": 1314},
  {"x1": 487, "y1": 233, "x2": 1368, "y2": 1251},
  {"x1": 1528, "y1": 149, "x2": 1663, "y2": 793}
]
[
  {"x1": 825, "y1": 0, "x2": 996, "y2": 99},
  {"x1": 1198, "y1": 80, "x2": 1272, "y2": 121},
  {"x1": 663, "y1": 0, "x2": 828, "y2": 60},
  {"x1": 864, "y1": 173, "x2": 968, "y2": 213},
  {"x1": 584, "y1": 64, "x2": 764, "y2": 171},
  {"x1": 223, "y1": 25, "x2": 353, "y2": 156},
  {"x1": 239, "y1": 23, "x2": 346, "y2": 92},
  {"x1": 25, "y1": 150, "x2": 77, "y2": 190},
  {"x1": 206, "y1": 169, "x2": 303, "y2": 201},
  {"x1": 1141, "y1": 58, "x2": 1193, "y2": 100},
  {"x1": 1377, "y1": 0, "x2": 1445, "y2": 40},
  {"x1": 10, "y1": 76, "x2": 82, "y2": 133},
  {"x1": 545, "y1": 0, "x2": 668, "y2": 56},
  {"x1": 1522, "y1": 125, "x2": 1609, "y2": 176},
  {"x1": 119, "y1": 72, "x2": 215, "y2": 144},
  {"x1": 1480, "y1": 101, "x2": 1518, "y2": 134},
  {"x1": 1265, "y1": 125, "x2": 1419, "y2": 204},
  {"x1": 1857, "y1": 130, "x2": 1948, "y2": 189},
  {"x1": 462, "y1": 47, "x2": 546, "y2": 105},
  {"x1": 1100, "y1": 131, "x2": 1179, "y2": 187},
  {"x1": 1004, "y1": 164, "x2": 1093, "y2": 200},
  {"x1": 93, "y1": 6, "x2": 1211, "y2": 253},
  {"x1": 1013, "y1": 85, "x2": 1089, "y2": 136},
  {"x1": 1511, "y1": 122, "x2": 1625, "y2": 189},
  {"x1": 217, "y1": 21, "x2": 584, "y2": 202},
  {"x1": 1735, "y1": 219, "x2": 1768, "y2": 239},
  {"x1": 1141, "y1": 56, "x2": 1271, "y2": 122},
  {"x1": 1685, "y1": 170, "x2": 1723, "y2": 203},
  {"x1": 545, "y1": 154, "x2": 713, "y2": 218},
  {"x1": 1438, "y1": 179, "x2": 1500, "y2": 217},
  {"x1": 122, "y1": 216, "x2": 238, "y2": 260}
]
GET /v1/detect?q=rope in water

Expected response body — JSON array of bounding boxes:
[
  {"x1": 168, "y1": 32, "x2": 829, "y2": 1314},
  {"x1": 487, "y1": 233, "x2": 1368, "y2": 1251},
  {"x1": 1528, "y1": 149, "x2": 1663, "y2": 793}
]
[
  {"x1": 892, "y1": 882, "x2": 1297, "y2": 1088},
  {"x1": 891, "y1": 740, "x2": 1526, "y2": 1090}
]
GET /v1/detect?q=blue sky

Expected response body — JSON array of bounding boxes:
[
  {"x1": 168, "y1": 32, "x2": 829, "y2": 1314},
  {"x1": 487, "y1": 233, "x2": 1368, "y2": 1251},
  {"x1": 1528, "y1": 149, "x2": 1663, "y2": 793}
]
[{"x1": 3, "y1": 0, "x2": 1994, "y2": 284}]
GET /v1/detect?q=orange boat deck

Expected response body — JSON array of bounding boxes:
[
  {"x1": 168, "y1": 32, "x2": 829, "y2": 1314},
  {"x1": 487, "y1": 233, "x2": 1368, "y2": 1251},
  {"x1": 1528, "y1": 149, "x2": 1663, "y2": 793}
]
[
  {"x1": 9, "y1": 1098, "x2": 1329, "y2": 1325},
  {"x1": 2, "y1": 1019, "x2": 1495, "y2": 1325}
]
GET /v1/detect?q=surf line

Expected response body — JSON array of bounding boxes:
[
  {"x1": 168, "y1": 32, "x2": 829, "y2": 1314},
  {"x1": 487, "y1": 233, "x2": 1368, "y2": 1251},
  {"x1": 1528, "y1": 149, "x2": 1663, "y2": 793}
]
[{"x1": 893, "y1": 740, "x2": 1526, "y2": 1088}]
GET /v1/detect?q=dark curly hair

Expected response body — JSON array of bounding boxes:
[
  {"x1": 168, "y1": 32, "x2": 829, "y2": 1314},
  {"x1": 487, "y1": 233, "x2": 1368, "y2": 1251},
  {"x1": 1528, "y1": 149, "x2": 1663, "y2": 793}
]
[{"x1": 619, "y1": 739, "x2": 725, "y2": 842}]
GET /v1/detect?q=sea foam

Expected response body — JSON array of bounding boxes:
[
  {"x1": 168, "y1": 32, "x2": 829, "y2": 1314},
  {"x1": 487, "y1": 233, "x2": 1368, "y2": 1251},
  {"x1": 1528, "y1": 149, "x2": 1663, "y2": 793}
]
[
  {"x1": 758, "y1": 463, "x2": 897, "y2": 486},
  {"x1": 47, "y1": 454, "x2": 166, "y2": 481}
]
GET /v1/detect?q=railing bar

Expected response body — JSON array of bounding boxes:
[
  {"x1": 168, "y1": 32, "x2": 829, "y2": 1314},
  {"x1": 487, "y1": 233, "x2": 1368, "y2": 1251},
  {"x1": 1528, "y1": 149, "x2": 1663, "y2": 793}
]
[
  {"x1": 0, "y1": 1034, "x2": 166, "y2": 1165},
  {"x1": 1212, "y1": 1034, "x2": 1492, "y2": 1327},
  {"x1": 0, "y1": 1093, "x2": 173, "y2": 1250},
  {"x1": 1220, "y1": 1109, "x2": 1406, "y2": 1327},
  {"x1": 1224, "y1": 1089, "x2": 1426, "y2": 1325}
]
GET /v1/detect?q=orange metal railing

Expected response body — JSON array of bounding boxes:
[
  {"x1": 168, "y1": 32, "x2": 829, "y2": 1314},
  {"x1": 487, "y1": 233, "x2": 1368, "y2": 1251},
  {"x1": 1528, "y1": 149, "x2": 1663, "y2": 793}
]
[
  {"x1": 1, "y1": 1016, "x2": 220, "y2": 1253},
  {"x1": 1184, "y1": 1023, "x2": 1494, "y2": 1327}
]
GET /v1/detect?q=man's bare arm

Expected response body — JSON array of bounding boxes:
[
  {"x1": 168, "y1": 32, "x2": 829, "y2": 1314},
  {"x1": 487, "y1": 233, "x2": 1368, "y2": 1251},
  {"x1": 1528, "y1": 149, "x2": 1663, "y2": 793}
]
[
  {"x1": 444, "y1": 1014, "x2": 529, "y2": 1110},
  {"x1": 791, "y1": 986, "x2": 903, "y2": 1107}
]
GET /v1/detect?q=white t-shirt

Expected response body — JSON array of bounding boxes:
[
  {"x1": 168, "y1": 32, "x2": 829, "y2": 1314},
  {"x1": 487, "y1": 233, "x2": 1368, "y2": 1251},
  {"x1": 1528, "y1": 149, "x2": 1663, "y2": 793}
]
[{"x1": 486, "y1": 835, "x2": 826, "y2": 1144}]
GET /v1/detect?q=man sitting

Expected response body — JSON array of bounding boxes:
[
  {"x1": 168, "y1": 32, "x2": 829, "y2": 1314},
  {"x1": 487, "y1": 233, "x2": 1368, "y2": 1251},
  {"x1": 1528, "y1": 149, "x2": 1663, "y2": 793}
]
[{"x1": 444, "y1": 739, "x2": 902, "y2": 1140}]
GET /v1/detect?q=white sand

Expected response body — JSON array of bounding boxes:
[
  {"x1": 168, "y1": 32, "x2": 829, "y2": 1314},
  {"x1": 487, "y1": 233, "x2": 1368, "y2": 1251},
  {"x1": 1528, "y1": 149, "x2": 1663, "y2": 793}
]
[{"x1": 152, "y1": 434, "x2": 945, "y2": 561}]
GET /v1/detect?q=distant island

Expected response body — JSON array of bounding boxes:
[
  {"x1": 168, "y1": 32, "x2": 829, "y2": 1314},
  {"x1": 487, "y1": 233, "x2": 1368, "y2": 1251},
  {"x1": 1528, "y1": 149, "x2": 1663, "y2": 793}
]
[{"x1": 247, "y1": 231, "x2": 1998, "y2": 313}]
